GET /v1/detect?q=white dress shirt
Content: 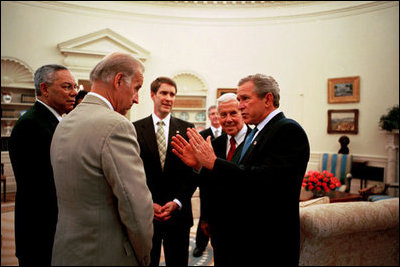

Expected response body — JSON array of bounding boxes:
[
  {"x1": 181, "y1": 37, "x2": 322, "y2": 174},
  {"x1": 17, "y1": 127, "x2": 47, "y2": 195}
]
[
  {"x1": 211, "y1": 125, "x2": 222, "y2": 138},
  {"x1": 151, "y1": 113, "x2": 182, "y2": 209},
  {"x1": 226, "y1": 124, "x2": 248, "y2": 157}
]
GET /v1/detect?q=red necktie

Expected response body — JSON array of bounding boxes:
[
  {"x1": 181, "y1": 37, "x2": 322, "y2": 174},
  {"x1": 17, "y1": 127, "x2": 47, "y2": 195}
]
[{"x1": 226, "y1": 137, "x2": 236, "y2": 161}]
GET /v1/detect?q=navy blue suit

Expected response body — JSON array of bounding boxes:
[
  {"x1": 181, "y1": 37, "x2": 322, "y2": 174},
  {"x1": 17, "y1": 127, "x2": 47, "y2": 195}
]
[{"x1": 204, "y1": 112, "x2": 310, "y2": 265}]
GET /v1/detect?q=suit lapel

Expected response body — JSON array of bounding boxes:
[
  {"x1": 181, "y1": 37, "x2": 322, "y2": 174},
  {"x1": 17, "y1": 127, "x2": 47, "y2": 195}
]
[
  {"x1": 213, "y1": 134, "x2": 228, "y2": 159},
  {"x1": 240, "y1": 113, "x2": 285, "y2": 164},
  {"x1": 141, "y1": 116, "x2": 158, "y2": 155},
  {"x1": 34, "y1": 101, "x2": 60, "y2": 133},
  {"x1": 231, "y1": 126, "x2": 252, "y2": 163}
]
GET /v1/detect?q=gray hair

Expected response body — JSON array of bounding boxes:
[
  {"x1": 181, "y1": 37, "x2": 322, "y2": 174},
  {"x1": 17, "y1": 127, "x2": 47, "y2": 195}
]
[
  {"x1": 207, "y1": 105, "x2": 217, "y2": 115},
  {"x1": 34, "y1": 64, "x2": 68, "y2": 96},
  {"x1": 217, "y1": 93, "x2": 238, "y2": 110},
  {"x1": 90, "y1": 52, "x2": 145, "y2": 85},
  {"x1": 238, "y1": 74, "x2": 280, "y2": 108}
]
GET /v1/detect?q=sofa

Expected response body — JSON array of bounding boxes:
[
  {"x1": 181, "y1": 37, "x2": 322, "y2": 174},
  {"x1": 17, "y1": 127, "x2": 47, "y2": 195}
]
[{"x1": 299, "y1": 197, "x2": 399, "y2": 266}]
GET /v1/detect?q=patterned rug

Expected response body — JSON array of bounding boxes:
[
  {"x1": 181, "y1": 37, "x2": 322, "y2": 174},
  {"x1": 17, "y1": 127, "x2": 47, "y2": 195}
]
[
  {"x1": 159, "y1": 233, "x2": 214, "y2": 266},
  {"x1": 1, "y1": 197, "x2": 213, "y2": 266}
]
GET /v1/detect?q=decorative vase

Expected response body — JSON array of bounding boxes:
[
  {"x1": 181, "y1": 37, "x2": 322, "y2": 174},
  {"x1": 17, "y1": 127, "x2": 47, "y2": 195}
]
[
  {"x1": 312, "y1": 190, "x2": 326, "y2": 198},
  {"x1": 3, "y1": 93, "x2": 12, "y2": 103}
]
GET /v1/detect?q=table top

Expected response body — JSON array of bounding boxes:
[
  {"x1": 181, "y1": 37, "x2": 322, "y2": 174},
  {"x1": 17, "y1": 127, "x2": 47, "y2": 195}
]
[{"x1": 300, "y1": 189, "x2": 363, "y2": 203}]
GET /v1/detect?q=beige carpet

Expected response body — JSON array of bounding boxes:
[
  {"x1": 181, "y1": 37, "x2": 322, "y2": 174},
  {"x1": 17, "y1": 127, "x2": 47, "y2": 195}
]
[
  {"x1": 1, "y1": 196, "x2": 213, "y2": 266},
  {"x1": 1, "y1": 204, "x2": 18, "y2": 266}
]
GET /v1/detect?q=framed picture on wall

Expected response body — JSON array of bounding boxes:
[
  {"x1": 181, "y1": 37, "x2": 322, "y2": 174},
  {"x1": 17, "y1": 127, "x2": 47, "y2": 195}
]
[
  {"x1": 327, "y1": 109, "x2": 359, "y2": 134},
  {"x1": 217, "y1": 88, "x2": 237, "y2": 98},
  {"x1": 328, "y1": 76, "x2": 360, "y2": 103}
]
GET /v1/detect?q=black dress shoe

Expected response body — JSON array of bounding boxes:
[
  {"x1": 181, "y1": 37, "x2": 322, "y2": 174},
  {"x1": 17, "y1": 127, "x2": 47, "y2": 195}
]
[{"x1": 192, "y1": 247, "x2": 204, "y2": 257}]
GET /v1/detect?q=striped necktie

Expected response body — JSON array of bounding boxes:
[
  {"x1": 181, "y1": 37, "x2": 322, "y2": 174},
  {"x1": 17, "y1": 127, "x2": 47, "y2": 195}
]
[
  {"x1": 156, "y1": 121, "x2": 166, "y2": 170},
  {"x1": 239, "y1": 127, "x2": 258, "y2": 162}
]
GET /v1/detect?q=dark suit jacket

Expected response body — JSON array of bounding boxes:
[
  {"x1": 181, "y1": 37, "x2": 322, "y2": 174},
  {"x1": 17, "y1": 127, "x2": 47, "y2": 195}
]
[
  {"x1": 206, "y1": 112, "x2": 310, "y2": 265},
  {"x1": 199, "y1": 127, "x2": 224, "y2": 141},
  {"x1": 134, "y1": 115, "x2": 196, "y2": 228},
  {"x1": 9, "y1": 101, "x2": 59, "y2": 264},
  {"x1": 199, "y1": 126, "x2": 251, "y2": 224}
]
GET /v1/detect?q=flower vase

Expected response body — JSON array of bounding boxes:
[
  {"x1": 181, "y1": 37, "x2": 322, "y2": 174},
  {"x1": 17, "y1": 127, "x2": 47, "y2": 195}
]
[{"x1": 312, "y1": 190, "x2": 326, "y2": 198}]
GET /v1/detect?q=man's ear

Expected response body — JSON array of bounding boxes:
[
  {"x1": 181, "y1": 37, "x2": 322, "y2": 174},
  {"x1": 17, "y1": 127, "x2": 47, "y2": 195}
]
[
  {"x1": 264, "y1": 92, "x2": 273, "y2": 107},
  {"x1": 113, "y1": 72, "x2": 124, "y2": 89},
  {"x1": 39, "y1": 82, "x2": 48, "y2": 97}
]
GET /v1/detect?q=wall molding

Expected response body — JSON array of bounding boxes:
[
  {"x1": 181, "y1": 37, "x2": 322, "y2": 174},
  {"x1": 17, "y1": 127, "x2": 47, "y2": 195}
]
[
  {"x1": 15, "y1": 1, "x2": 398, "y2": 26},
  {"x1": 57, "y1": 28, "x2": 150, "y2": 80}
]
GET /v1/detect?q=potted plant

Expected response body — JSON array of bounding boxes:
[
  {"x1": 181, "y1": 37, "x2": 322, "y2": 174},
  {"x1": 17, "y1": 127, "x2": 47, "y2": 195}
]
[{"x1": 379, "y1": 105, "x2": 399, "y2": 132}]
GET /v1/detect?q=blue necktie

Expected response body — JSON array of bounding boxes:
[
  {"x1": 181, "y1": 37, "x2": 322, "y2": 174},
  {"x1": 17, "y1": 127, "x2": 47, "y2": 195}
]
[{"x1": 239, "y1": 127, "x2": 258, "y2": 162}]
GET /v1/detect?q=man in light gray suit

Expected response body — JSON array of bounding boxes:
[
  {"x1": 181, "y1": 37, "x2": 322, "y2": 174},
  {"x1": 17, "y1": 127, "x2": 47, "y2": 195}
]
[{"x1": 50, "y1": 52, "x2": 154, "y2": 266}]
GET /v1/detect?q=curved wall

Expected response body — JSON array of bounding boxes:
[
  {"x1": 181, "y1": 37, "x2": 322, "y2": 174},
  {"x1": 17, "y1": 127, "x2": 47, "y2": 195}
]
[{"x1": 1, "y1": 1, "x2": 398, "y2": 159}]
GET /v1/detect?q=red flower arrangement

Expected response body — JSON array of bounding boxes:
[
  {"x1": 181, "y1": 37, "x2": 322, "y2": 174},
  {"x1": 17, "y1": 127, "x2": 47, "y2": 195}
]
[{"x1": 302, "y1": 170, "x2": 341, "y2": 195}]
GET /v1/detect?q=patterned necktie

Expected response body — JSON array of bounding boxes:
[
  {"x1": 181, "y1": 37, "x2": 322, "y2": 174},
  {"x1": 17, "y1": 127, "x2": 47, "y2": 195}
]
[
  {"x1": 214, "y1": 129, "x2": 220, "y2": 138},
  {"x1": 239, "y1": 127, "x2": 258, "y2": 162},
  {"x1": 226, "y1": 137, "x2": 236, "y2": 162},
  {"x1": 156, "y1": 121, "x2": 166, "y2": 170}
]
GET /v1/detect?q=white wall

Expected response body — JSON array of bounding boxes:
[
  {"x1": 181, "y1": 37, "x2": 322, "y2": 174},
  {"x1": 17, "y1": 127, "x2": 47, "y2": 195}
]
[{"x1": 1, "y1": 1, "x2": 399, "y2": 159}]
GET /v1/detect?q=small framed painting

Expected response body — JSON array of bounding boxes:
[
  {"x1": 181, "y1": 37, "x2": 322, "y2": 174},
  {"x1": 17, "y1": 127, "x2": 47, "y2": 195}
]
[
  {"x1": 328, "y1": 76, "x2": 360, "y2": 103},
  {"x1": 217, "y1": 88, "x2": 237, "y2": 98},
  {"x1": 328, "y1": 109, "x2": 359, "y2": 134}
]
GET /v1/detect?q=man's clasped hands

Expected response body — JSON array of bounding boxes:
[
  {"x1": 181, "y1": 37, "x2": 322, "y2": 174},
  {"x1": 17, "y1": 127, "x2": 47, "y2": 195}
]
[{"x1": 154, "y1": 128, "x2": 215, "y2": 222}]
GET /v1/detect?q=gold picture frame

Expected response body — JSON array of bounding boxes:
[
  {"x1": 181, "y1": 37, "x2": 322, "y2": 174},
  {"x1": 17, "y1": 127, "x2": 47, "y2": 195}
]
[
  {"x1": 327, "y1": 109, "x2": 359, "y2": 134},
  {"x1": 328, "y1": 76, "x2": 360, "y2": 103},
  {"x1": 216, "y1": 88, "x2": 237, "y2": 98}
]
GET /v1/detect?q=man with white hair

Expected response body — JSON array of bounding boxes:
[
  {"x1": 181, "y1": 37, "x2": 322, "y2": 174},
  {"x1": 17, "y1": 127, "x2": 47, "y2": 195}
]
[{"x1": 198, "y1": 93, "x2": 251, "y2": 265}]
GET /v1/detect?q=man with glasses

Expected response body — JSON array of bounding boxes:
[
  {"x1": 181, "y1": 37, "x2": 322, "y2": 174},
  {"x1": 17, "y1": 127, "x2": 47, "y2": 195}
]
[{"x1": 9, "y1": 64, "x2": 78, "y2": 265}]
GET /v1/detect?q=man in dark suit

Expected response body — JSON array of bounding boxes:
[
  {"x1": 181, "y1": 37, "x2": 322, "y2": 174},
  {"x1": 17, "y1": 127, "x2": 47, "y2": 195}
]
[
  {"x1": 9, "y1": 64, "x2": 78, "y2": 265},
  {"x1": 198, "y1": 93, "x2": 251, "y2": 265},
  {"x1": 193, "y1": 104, "x2": 224, "y2": 257},
  {"x1": 133, "y1": 76, "x2": 197, "y2": 266},
  {"x1": 172, "y1": 74, "x2": 310, "y2": 266},
  {"x1": 199, "y1": 105, "x2": 223, "y2": 140}
]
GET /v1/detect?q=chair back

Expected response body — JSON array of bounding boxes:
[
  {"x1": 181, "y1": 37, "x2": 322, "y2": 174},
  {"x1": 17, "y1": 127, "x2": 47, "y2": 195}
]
[{"x1": 320, "y1": 153, "x2": 353, "y2": 185}]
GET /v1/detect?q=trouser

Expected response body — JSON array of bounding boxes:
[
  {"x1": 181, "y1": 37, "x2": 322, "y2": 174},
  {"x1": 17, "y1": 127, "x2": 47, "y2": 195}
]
[{"x1": 150, "y1": 223, "x2": 190, "y2": 266}]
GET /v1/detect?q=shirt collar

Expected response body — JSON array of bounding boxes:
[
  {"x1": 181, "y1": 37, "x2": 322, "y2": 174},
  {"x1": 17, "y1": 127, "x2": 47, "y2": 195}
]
[
  {"x1": 152, "y1": 113, "x2": 171, "y2": 128},
  {"x1": 36, "y1": 99, "x2": 63, "y2": 121},
  {"x1": 210, "y1": 125, "x2": 222, "y2": 135},
  {"x1": 87, "y1": 92, "x2": 114, "y2": 111},
  {"x1": 229, "y1": 124, "x2": 248, "y2": 145},
  {"x1": 255, "y1": 109, "x2": 281, "y2": 132}
]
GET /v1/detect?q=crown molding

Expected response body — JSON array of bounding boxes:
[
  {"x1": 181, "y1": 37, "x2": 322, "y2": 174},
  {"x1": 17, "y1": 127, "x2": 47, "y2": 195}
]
[{"x1": 14, "y1": 1, "x2": 399, "y2": 25}]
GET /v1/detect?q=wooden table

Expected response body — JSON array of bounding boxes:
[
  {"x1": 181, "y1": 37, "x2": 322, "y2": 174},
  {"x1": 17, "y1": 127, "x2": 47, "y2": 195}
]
[
  {"x1": 300, "y1": 189, "x2": 362, "y2": 203},
  {"x1": 327, "y1": 191, "x2": 363, "y2": 203}
]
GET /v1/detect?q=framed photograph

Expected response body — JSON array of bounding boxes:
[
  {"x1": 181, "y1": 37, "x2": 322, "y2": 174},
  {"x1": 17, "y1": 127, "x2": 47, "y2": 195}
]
[
  {"x1": 217, "y1": 88, "x2": 237, "y2": 98},
  {"x1": 328, "y1": 76, "x2": 360, "y2": 103},
  {"x1": 328, "y1": 109, "x2": 359, "y2": 134}
]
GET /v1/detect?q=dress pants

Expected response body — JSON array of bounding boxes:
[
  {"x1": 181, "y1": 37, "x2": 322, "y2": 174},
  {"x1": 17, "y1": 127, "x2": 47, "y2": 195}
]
[
  {"x1": 195, "y1": 222, "x2": 210, "y2": 250},
  {"x1": 150, "y1": 222, "x2": 190, "y2": 266}
]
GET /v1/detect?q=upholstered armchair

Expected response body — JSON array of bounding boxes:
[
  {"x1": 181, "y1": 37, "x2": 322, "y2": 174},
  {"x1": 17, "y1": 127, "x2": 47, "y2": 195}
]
[{"x1": 320, "y1": 153, "x2": 353, "y2": 193}]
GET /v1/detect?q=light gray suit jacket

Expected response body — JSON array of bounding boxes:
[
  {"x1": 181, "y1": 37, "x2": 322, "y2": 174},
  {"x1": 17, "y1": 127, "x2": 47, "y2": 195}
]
[{"x1": 50, "y1": 94, "x2": 153, "y2": 266}]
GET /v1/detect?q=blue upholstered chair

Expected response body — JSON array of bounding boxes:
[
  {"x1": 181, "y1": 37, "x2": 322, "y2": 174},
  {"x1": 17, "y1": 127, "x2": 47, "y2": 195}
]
[{"x1": 320, "y1": 153, "x2": 353, "y2": 193}]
